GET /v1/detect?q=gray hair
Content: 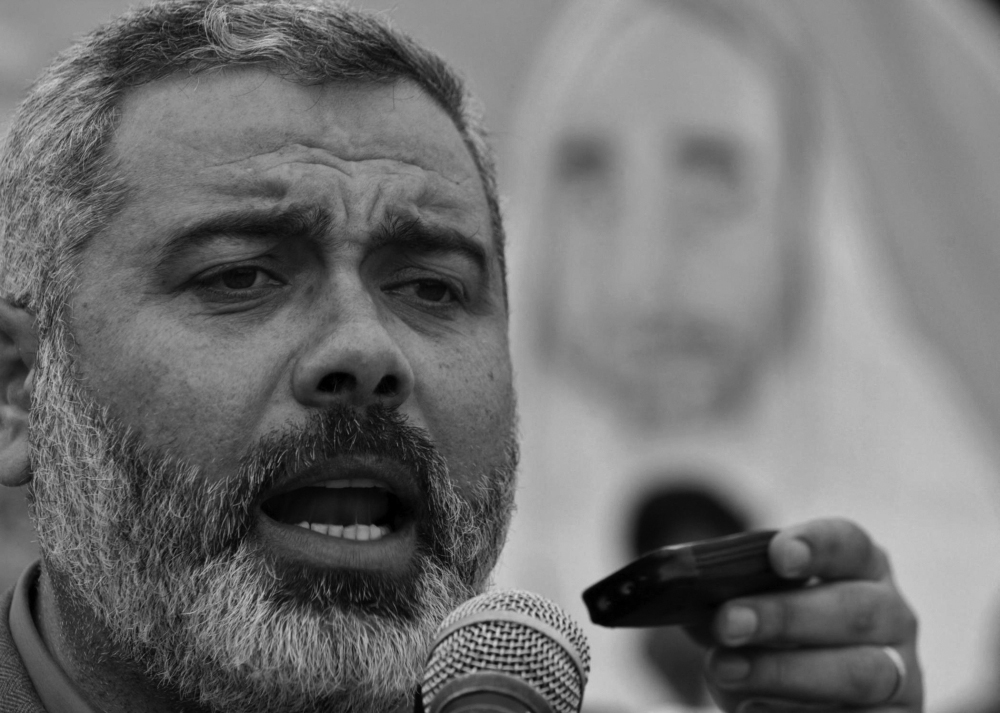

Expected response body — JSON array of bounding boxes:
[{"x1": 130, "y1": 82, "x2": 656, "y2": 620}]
[{"x1": 0, "y1": 0, "x2": 504, "y2": 332}]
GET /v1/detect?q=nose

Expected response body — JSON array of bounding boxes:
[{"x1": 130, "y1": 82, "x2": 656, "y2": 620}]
[
  {"x1": 618, "y1": 131, "x2": 678, "y2": 310},
  {"x1": 292, "y1": 298, "x2": 414, "y2": 411}
]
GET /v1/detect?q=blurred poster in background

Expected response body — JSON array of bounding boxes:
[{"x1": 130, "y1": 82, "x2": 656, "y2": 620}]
[
  {"x1": 495, "y1": 2, "x2": 1000, "y2": 712},
  {"x1": 5, "y1": 2, "x2": 1000, "y2": 713}
]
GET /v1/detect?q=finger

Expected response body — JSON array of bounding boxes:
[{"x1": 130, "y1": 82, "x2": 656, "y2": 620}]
[
  {"x1": 713, "y1": 580, "x2": 918, "y2": 647},
  {"x1": 770, "y1": 518, "x2": 891, "y2": 582},
  {"x1": 727, "y1": 702, "x2": 840, "y2": 713},
  {"x1": 683, "y1": 620, "x2": 716, "y2": 648},
  {"x1": 724, "y1": 700, "x2": 890, "y2": 713},
  {"x1": 705, "y1": 645, "x2": 920, "y2": 709}
]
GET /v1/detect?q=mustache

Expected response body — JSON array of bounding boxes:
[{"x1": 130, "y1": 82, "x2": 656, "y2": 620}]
[
  {"x1": 244, "y1": 404, "x2": 440, "y2": 503},
  {"x1": 246, "y1": 405, "x2": 441, "y2": 493}
]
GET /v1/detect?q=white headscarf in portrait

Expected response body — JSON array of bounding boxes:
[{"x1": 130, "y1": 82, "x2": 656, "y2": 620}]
[{"x1": 495, "y1": 1, "x2": 1000, "y2": 711}]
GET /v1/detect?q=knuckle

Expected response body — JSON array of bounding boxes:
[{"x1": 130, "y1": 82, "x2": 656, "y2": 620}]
[
  {"x1": 815, "y1": 520, "x2": 856, "y2": 566},
  {"x1": 847, "y1": 607, "x2": 879, "y2": 638},
  {"x1": 760, "y1": 653, "x2": 794, "y2": 691},
  {"x1": 841, "y1": 587, "x2": 879, "y2": 638},
  {"x1": 765, "y1": 598, "x2": 797, "y2": 640}
]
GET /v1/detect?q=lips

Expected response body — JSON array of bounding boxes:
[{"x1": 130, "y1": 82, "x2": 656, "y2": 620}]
[{"x1": 255, "y1": 456, "x2": 423, "y2": 572}]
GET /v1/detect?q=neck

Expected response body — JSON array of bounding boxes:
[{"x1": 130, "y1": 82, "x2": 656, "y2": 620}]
[{"x1": 35, "y1": 563, "x2": 203, "y2": 713}]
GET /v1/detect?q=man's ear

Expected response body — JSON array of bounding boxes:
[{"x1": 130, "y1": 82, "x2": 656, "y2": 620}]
[{"x1": 0, "y1": 300, "x2": 37, "y2": 487}]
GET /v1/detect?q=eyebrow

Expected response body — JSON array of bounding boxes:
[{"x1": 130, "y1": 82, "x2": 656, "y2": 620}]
[
  {"x1": 676, "y1": 132, "x2": 745, "y2": 174},
  {"x1": 369, "y1": 215, "x2": 489, "y2": 275},
  {"x1": 154, "y1": 206, "x2": 489, "y2": 276},
  {"x1": 156, "y1": 205, "x2": 332, "y2": 266}
]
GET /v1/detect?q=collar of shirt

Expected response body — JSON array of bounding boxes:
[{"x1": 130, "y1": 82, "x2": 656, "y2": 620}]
[{"x1": 8, "y1": 562, "x2": 101, "y2": 713}]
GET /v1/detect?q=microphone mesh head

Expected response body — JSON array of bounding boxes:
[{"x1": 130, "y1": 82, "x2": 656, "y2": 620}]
[{"x1": 422, "y1": 589, "x2": 591, "y2": 713}]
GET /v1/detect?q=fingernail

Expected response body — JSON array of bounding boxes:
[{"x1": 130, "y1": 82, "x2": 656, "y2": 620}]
[
  {"x1": 778, "y1": 538, "x2": 811, "y2": 577},
  {"x1": 722, "y1": 605, "x2": 758, "y2": 645},
  {"x1": 712, "y1": 653, "x2": 750, "y2": 684}
]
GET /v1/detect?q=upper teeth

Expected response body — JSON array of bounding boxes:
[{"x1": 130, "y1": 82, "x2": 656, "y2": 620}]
[
  {"x1": 321, "y1": 479, "x2": 386, "y2": 490},
  {"x1": 297, "y1": 522, "x2": 390, "y2": 540}
]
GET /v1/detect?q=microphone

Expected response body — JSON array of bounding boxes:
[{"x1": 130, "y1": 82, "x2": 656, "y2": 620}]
[{"x1": 421, "y1": 589, "x2": 591, "y2": 713}]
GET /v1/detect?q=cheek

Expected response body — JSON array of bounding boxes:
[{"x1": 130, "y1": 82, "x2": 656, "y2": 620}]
[
  {"x1": 413, "y1": 336, "x2": 515, "y2": 491},
  {"x1": 727, "y1": 230, "x2": 790, "y2": 329},
  {"x1": 68, "y1": 312, "x2": 279, "y2": 476},
  {"x1": 681, "y1": 220, "x2": 788, "y2": 319}
]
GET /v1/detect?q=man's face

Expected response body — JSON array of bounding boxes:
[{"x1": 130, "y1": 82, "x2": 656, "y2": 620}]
[
  {"x1": 30, "y1": 69, "x2": 516, "y2": 712},
  {"x1": 543, "y1": 10, "x2": 795, "y2": 426}
]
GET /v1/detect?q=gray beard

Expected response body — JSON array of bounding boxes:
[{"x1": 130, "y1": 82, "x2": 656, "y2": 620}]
[{"x1": 26, "y1": 323, "x2": 518, "y2": 713}]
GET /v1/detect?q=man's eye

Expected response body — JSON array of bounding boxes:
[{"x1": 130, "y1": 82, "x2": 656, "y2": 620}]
[
  {"x1": 413, "y1": 280, "x2": 453, "y2": 303},
  {"x1": 387, "y1": 278, "x2": 461, "y2": 306},
  {"x1": 206, "y1": 267, "x2": 275, "y2": 291},
  {"x1": 190, "y1": 265, "x2": 286, "y2": 304}
]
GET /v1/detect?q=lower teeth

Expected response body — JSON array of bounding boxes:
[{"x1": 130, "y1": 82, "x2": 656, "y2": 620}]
[{"x1": 296, "y1": 522, "x2": 390, "y2": 541}]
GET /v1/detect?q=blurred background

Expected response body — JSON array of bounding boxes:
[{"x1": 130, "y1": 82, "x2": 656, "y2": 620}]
[{"x1": 5, "y1": 2, "x2": 1000, "y2": 712}]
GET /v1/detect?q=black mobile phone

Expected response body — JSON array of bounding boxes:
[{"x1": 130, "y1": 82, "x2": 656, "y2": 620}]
[{"x1": 582, "y1": 530, "x2": 808, "y2": 628}]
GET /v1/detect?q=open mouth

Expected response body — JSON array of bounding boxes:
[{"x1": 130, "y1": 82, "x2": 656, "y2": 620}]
[
  {"x1": 261, "y1": 478, "x2": 405, "y2": 542},
  {"x1": 255, "y1": 457, "x2": 424, "y2": 572}
]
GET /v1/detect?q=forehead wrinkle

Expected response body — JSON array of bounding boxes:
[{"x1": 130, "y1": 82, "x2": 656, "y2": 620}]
[
  {"x1": 286, "y1": 136, "x2": 470, "y2": 190},
  {"x1": 200, "y1": 149, "x2": 481, "y2": 235},
  {"x1": 208, "y1": 143, "x2": 469, "y2": 186},
  {"x1": 201, "y1": 142, "x2": 469, "y2": 199}
]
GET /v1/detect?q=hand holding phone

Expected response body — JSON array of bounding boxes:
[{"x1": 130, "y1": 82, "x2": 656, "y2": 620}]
[
  {"x1": 584, "y1": 519, "x2": 922, "y2": 713},
  {"x1": 582, "y1": 530, "x2": 807, "y2": 628}
]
